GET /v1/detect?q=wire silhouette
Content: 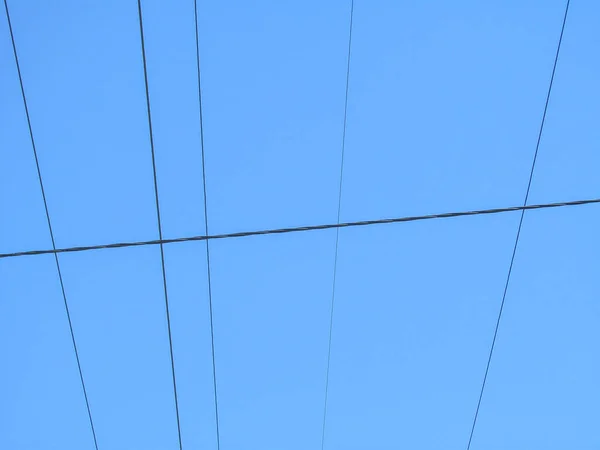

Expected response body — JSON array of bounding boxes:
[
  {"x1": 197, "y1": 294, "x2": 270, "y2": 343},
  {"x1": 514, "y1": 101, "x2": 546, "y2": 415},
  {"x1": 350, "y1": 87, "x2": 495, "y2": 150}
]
[
  {"x1": 136, "y1": 1, "x2": 183, "y2": 448},
  {"x1": 3, "y1": 0, "x2": 99, "y2": 448},
  {"x1": 193, "y1": 1, "x2": 222, "y2": 448},
  {"x1": 2, "y1": 198, "x2": 597, "y2": 261},
  {"x1": 321, "y1": 1, "x2": 355, "y2": 448},
  {"x1": 465, "y1": 1, "x2": 571, "y2": 448},
  {"x1": 1, "y1": 2, "x2": 592, "y2": 449}
]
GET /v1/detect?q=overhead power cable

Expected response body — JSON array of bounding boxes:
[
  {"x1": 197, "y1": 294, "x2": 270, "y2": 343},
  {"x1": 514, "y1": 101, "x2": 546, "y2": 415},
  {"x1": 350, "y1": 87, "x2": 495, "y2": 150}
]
[
  {"x1": 3, "y1": 0, "x2": 99, "y2": 448},
  {"x1": 321, "y1": 1, "x2": 355, "y2": 449},
  {"x1": 465, "y1": 1, "x2": 571, "y2": 448},
  {"x1": 1, "y1": 198, "x2": 598, "y2": 260},
  {"x1": 136, "y1": 1, "x2": 183, "y2": 448},
  {"x1": 192, "y1": 1, "x2": 222, "y2": 448}
]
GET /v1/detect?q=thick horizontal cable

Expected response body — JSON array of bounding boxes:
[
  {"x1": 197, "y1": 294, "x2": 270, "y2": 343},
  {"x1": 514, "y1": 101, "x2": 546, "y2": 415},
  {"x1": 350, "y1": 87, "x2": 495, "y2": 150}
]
[{"x1": 2, "y1": 197, "x2": 599, "y2": 260}]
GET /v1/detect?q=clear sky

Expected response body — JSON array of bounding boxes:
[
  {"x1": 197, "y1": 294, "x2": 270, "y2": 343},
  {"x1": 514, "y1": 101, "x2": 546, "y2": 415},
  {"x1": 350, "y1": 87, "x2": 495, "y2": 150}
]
[{"x1": 1, "y1": 0, "x2": 599, "y2": 449}]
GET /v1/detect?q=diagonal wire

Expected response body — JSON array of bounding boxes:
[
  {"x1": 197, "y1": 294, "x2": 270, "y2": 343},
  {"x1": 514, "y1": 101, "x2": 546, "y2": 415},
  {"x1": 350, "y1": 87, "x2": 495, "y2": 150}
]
[
  {"x1": 466, "y1": 2, "x2": 571, "y2": 448},
  {"x1": 193, "y1": 1, "x2": 221, "y2": 448},
  {"x1": 1, "y1": 197, "x2": 598, "y2": 260},
  {"x1": 321, "y1": 1, "x2": 354, "y2": 448},
  {"x1": 136, "y1": 1, "x2": 183, "y2": 448},
  {"x1": 2, "y1": 1, "x2": 99, "y2": 448}
]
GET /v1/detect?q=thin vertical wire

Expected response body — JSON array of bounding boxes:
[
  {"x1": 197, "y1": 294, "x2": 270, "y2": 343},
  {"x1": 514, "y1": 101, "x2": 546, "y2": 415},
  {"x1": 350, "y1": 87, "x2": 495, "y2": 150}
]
[
  {"x1": 321, "y1": 1, "x2": 354, "y2": 448},
  {"x1": 466, "y1": 2, "x2": 571, "y2": 448},
  {"x1": 2, "y1": 1, "x2": 99, "y2": 449},
  {"x1": 136, "y1": 1, "x2": 183, "y2": 448},
  {"x1": 193, "y1": 1, "x2": 221, "y2": 448}
]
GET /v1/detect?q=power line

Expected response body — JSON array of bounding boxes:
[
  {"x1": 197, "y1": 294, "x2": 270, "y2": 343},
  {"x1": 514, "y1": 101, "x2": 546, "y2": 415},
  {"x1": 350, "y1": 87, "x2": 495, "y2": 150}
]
[
  {"x1": 465, "y1": 1, "x2": 571, "y2": 448},
  {"x1": 192, "y1": 1, "x2": 221, "y2": 448},
  {"x1": 2, "y1": 1, "x2": 99, "y2": 448},
  {"x1": 136, "y1": 1, "x2": 183, "y2": 448},
  {"x1": 321, "y1": 1, "x2": 354, "y2": 448},
  {"x1": 2, "y1": 197, "x2": 597, "y2": 260}
]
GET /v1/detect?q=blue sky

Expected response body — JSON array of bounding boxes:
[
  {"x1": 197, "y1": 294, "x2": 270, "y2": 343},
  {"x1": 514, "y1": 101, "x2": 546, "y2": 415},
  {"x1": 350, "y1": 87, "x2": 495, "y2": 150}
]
[{"x1": 1, "y1": 1, "x2": 599, "y2": 449}]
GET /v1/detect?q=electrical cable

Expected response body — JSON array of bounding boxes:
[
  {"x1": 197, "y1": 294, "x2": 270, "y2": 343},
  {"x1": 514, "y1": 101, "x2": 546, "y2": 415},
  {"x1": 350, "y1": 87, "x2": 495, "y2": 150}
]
[
  {"x1": 136, "y1": 1, "x2": 183, "y2": 448},
  {"x1": 192, "y1": 1, "x2": 221, "y2": 448},
  {"x1": 465, "y1": 2, "x2": 571, "y2": 448},
  {"x1": 2, "y1": 198, "x2": 596, "y2": 259},
  {"x1": 2, "y1": 1, "x2": 99, "y2": 448},
  {"x1": 321, "y1": 1, "x2": 354, "y2": 448}
]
